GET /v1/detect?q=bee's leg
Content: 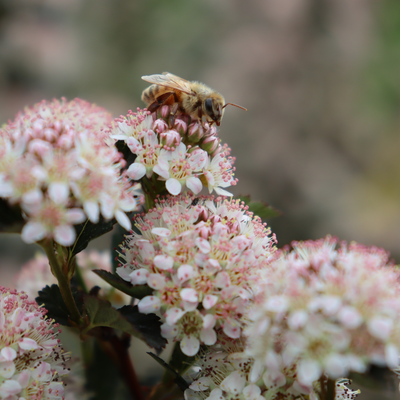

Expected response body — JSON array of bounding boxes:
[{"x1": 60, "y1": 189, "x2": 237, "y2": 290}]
[
  {"x1": 147, "y1": 92, "x2": 174, "y2": 114},
  {"x1": 169, "y1": 103, "x2": 179, "y2": 128},
  {"x1": 197, "y1": 107, "x2": 206, "y2": 129}
]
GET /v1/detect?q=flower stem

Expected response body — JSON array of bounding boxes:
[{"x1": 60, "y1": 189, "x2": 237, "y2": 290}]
[
  {"x1": 99, "y1": 333, "x2": 144, "y2": 400},
  {"x1": 326, "y1": 378, "x2": 336, "y2": 400},
  {"x1": 39, "y1": 238, "x2": 82, "y2": 324}
]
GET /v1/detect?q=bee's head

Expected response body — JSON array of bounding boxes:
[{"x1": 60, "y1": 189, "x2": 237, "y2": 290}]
[
  {"x1": 204, "y1": 97, "x2": 224, "y2": 126},
  {"x1": 204, "y1": 97, "x2": 247, "y2": 127}
]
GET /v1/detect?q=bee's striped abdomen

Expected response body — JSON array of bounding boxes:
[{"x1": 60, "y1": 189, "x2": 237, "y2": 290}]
[{"x1": 141, "y1": 84, "x2": 159, "y2": 104}]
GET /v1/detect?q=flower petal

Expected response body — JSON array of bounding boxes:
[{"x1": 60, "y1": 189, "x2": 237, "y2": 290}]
[
  {"x1": 152, "y1": 227, "x2": 172, "y2": 237},
  {"x1": 165, "y1": 307, "x2": 185, "y2": 325},
  {"x1": 220, "y1": 371, "x2": 246, "y2": 394},
  {"x1": 138, "y1": 296, "x2": 161, "y2": 314},
  {"x1": 154, "y1": 254, "x2": 174, "y2": 270},
  {"x1": 54, "y1": 224, "x2": 76, "y2": 246},
  {"x1": 181, "y1": 335, "x2": 200, "y2": 356},
  {"x1": 186, "y1": 177, "x2": 202, "y2": 195},
  {"x1": 180, "y1": 288, "x2": 198, "y2": 303},
  {"x1": 127, "y1": 163, "x2": 146, "y2": 180},
  {"x1": 48, "y1": 182, "x2": 70, "y2": 205},
  {"x1": 115, "y1": 210, "x2": 132, "y2": 231},
  {"x1": 200, "y1": 328, "x2": 217, "y2": 345},
  {"x1": 128, "y1": 268, "x2": 150, "y2": 285},
  {"x1": 21, "y1": 222, "x2": 47, "y2": 243},
  {"x1": 166, "y1": 178, "x2": 182, "y2": 195}
]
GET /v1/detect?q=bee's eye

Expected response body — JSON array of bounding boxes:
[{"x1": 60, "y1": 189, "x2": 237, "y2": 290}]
[{"x1": 204, "y1": 98, "x2": 213, "y2": 115}]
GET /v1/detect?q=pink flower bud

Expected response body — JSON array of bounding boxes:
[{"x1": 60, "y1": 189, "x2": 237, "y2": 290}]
[
  {"x1": 160, "y1": 105, "x2": 170, "y2": 119},
  {"x1": 153, "y1": 119, "x2": 168, "y2": 134},
  {"x1": 178, "y1": 113, "x2": 190, "y2": 124},
  {"x1": 204, "y1": 125, "x2": 218, "y2": 138},
  {"x1": 197, "y1": 210, "x2": 209, "y2": 224},
  {"x1": 174, "y1": 119, "x2": 187, "y2": 136},
  {"x1": 210, "y1": 144, "x2": 223, "y2": 158},
  {"x1": 200, "y1": 135, "x2": 220, "y2": 155},
  {"x1": 160, "y1": 129, "x2": 181, "y2": 147},
  {"x1": 187, "y1": 122, "x2": 205, "y2": 143},
  {"x1": 209, "y1": 215, "x2": 221, "y2": 225}
]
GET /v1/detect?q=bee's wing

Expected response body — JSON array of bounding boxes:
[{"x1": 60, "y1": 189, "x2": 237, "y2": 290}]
[{"x1": 141, "y1": 73, "x2": 195, "y2": 96}]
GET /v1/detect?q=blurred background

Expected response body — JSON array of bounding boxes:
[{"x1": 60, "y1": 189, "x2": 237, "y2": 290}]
[{"x1": 1, "y1": 0, "x2": 400, "y2": 397}]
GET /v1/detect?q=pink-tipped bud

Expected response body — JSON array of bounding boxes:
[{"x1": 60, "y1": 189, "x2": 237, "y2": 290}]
[
  {"x1": 210, "y1": 144, "x2": 223, "y2": 158},
  {"x1": 197, "y1": 208, "x2": 209, "y2": 223},
  {"x1": 209, "y1": 215, "x2": 221, "y2": 225},
  {"x1": 174, "y1": 119, "x2": 187, "y2": 136},
  {"x1": 228, "y1": 221, "x2": 241, "y2": 235},
  {"x1": 178, "y1": 113, "x2": 190, "y2": 124},
  {"x1": 187, "y1": 145, "x2": 200, "y2": 154},
  {"x1": 200, "y1": 135, "x2": 220, "y2": 155},
  {"x1": 160, "y1": 105, "x2": 170, "y2": 119},
  {"x1": 153, "y1": 119, "x2": 168, "y2": 134},
  {"x1": 160, "y1": 130, "x2": 181, "y2": 147},
  {"x1": 187, "y1": 122, "x2": 205, "y2": 143},
  {"x1": 198, "y1": 225, "x2": 210, "y2": 238},
  {"x1": 204, "y1": 125, "x2": 218, "y2": 138}
]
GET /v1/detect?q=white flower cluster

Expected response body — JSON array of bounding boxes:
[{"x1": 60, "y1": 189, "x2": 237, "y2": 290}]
[
  {"x1": 0, "y1": 287, "x2": 69, "y2": 399},
  {"x1": 184, "y1": 333, "x2": 360, "y2": 400},
  {"x1": 0, "y1": 98, "x2": 138, "y2": 246},
  {"x1": 116, "y1": 194, "x2": 276, "y2": 356},
  {"x1": 110, "y1": 108, "x2": 237, "y2": 196},
  {"x1": 244, "y1": 237, "x2": 400, "y2": 394}
]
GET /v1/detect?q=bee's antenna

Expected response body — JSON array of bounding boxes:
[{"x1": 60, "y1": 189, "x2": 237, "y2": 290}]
[{"x1": 222, "y1": 103, "x2": 247, "y2": 111}]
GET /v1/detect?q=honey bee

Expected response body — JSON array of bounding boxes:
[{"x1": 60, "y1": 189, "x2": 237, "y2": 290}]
[{"x1": 141, "y1": 72, "x2": 246, "y2": 127}]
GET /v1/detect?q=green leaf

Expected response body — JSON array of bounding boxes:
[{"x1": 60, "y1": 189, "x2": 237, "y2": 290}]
[
  {"x1": 119, "y1": 305, "x2": 167, "y2": 353},
  {"x1": 35, "y1": 285, "x2": 72, "y2": 326},
  {"x1": 0, "y1": 199, "x2": 24, "y2": 233},
  {"x1": 83, "y1": 297, "x2": 166, "y2": 351},
  {"x1": 70, "y1": 217, "x2": 117, "y2": 257},
  {"x1": 147, "y1": 352, "x2": 189, "y2": 391},
  {"x1": 92, "y1": 269, "x2": 153, "y2": 299},
  {"x1": 237, "y1": 195, "x2": 282, "y2": 220},
  {"x1": 247, "y1": 201, "x2": 282, "y2": 220}
]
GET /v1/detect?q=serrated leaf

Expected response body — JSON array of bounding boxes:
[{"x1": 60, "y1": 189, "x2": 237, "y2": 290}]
[
  {"x1": 92, "y1": 269, "x2": 153, "y2": 299},
  {"x1": 119, "y1": 305, "x2": 166, "y2": 353},
  {"x1": 0, "y1": 199, "x2": 24, "y2": 233},
  {"x1": 247, "y1": 201, "x2": 282, "y2": 220},
  {"x1": 35, "y1": 285, "x2": 72, "y2": 326},
  {"x1": 147, "y1": 352, "x2": 189, "y2": 391},
  {"x1": 237, "y1": 195, "x2": 282, "y2": 220},
  {"x1": 83, "y1": 296, "x2": 165, "y2": 351},
  {"x1": 70, "y1": 217, "x2": 116, "y2": 257}
]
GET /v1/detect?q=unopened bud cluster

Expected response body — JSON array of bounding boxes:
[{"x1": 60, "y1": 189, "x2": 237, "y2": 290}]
[
  {"x1": 110, "y1": 107, "x2": 238, "y2": 197},
  {"x1": 0, "y1": 98, "x2": 138, "y2": 246}
]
